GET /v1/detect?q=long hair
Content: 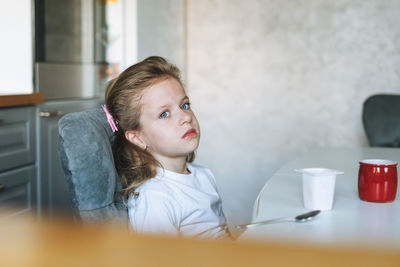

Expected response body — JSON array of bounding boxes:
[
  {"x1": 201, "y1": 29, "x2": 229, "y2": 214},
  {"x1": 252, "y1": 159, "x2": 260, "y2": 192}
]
[{"x1": 105, "y1": 56, "x2": 195, "y2": 199}]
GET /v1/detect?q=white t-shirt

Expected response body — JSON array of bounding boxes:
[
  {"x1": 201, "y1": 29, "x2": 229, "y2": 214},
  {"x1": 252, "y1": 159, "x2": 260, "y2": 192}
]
[{"x1": 128, "y1": 163, "x2": 228, "y2": 239}]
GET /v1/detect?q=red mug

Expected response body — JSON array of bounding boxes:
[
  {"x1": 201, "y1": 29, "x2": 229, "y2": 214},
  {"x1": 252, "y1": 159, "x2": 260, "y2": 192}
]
[{"x1": 358, "y1": 159, "x2": 398, "y2": 202}]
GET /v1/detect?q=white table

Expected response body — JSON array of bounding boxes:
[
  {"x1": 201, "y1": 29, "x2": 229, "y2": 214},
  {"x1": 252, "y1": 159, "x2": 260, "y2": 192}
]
[{"x1": 239, "y1": 147, "x2": 400, "y2": 249}]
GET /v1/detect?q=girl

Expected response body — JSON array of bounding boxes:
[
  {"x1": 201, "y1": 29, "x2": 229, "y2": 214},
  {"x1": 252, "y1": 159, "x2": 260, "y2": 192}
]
[{"x1": 104, "y1": 56, "x2": 230, "y2": 239}]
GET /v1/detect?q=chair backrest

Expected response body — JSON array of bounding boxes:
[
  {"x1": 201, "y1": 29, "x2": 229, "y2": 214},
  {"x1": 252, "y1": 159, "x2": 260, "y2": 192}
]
[
  {"x1": 362, "y1": 94, "x2": 400, "y2": 147},
  {"x1": 58, "y1": 108, "x2": 127, "y2": 225}
]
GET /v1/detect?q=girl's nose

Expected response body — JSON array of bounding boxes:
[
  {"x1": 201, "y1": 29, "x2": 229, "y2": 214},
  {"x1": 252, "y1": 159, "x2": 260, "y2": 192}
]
[{"x1": 179, "y1": 109, "x2": 192, "y2": 125}]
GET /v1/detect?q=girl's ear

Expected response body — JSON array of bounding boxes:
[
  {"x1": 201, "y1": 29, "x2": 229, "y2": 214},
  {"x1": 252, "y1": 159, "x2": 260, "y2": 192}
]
[{"x1": 125, "y1": 130, "x2": 147, "y2": 150}]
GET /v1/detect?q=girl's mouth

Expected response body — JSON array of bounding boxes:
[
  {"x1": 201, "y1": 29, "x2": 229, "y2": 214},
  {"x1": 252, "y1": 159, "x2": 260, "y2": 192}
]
[{"x1": 182, "y1": 128, "x2": 197, "y2": 139}]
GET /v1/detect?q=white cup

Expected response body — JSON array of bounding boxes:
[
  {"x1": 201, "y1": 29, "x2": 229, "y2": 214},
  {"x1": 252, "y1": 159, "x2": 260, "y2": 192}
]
[{"x1": 295, "y1": 168, "x2": 344, "y2": 211}]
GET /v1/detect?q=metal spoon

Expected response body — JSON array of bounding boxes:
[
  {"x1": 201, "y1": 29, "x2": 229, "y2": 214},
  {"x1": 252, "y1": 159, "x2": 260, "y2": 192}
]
[{"x1": 235, "y1": 210, "x2": 320, "y2": 229}]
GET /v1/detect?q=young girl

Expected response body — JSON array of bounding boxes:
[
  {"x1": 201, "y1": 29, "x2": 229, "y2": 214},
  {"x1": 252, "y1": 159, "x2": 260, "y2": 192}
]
[{"x1": 104, "y1": 56, "x2": 230, "y2": 239}]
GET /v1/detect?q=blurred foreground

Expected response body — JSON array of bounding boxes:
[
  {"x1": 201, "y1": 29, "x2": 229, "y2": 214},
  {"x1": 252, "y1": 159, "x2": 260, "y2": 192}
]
[{"x1": 0, "y1": 210, "x2": 399, "y2": 267}]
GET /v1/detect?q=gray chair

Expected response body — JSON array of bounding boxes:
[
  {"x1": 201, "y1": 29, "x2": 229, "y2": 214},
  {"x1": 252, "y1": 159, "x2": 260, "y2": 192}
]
[
  {"x1": 362, "y1": 94, "x2": 400, "y2": 147},
  {"x1": 58, "y1": 108, "x2": 128, "y2": 226}
]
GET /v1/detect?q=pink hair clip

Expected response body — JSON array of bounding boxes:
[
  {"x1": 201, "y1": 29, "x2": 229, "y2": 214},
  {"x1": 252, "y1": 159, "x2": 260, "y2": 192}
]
[{"x1": 102, "y1": 105, "x2": 118, "y2": 132}]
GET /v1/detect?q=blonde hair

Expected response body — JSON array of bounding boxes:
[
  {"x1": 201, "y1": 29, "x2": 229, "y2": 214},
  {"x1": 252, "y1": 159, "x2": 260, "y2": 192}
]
[{"x1": 105, "y1": 56, "x2": 194, "y2": 199}]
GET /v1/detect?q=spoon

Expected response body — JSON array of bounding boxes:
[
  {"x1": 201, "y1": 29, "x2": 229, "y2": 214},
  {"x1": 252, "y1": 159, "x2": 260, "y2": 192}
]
[{"x1": 235, "y1": 210, "x2": 320, "y2": 229}]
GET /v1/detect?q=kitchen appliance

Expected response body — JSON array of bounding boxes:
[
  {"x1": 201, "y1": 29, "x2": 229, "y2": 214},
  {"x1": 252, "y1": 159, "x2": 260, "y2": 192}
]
[{"x1": 34, "y1": 0, "x2": 125, "y2": 100}]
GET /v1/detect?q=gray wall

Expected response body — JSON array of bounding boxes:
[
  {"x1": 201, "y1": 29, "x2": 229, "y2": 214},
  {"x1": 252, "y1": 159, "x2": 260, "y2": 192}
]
[
  {"x1": 137, "y1": 0, "x2": 186, "y2": 73},
  {"x1": 186, "y1": 0, "x2": 400, "y2": 224}
]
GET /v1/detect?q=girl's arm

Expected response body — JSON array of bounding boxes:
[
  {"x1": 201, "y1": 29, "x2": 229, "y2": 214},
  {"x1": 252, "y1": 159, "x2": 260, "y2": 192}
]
[{"x1": 128, "y1": 189, "x2": 180, "y2": 236}]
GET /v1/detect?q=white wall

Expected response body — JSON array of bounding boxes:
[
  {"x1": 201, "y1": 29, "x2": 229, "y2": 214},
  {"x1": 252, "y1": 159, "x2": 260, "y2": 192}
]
[
  {"x1": 186, "y1": 0, "x2": 400, "y2": 224},
  {"x1": 0, "y1": 0, "x2": 33, "y2": 95}
]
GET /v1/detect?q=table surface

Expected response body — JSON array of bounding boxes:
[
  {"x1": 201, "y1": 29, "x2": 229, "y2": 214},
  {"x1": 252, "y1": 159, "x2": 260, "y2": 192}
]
[{"x1": 239, "y1": 147, "x2": 400, "y2": 249}]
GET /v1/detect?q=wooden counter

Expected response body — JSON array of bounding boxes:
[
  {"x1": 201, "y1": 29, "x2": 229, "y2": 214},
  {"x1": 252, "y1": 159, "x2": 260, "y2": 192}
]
[
  {"x1": 0, "y1": 214, "x2": 399, "y2": 267},
  {"x1": 0, "y1": 93, "x2": 43, "y2": 108}
]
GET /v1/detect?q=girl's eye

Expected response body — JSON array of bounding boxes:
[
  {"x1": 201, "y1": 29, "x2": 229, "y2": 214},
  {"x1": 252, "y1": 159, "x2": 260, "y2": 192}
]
[
  {"x1": 159, "y1": 111, "x2": 170, "y2": 118},
  {"x1": 181, "y1": 103, "x2": 191, "y2": 110}
]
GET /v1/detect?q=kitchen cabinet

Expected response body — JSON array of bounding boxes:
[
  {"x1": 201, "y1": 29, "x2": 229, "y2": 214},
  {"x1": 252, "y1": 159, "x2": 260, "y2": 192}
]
[
  {"x1": 0, "y1": 106, "x2": 38, "y2": 218},
  {"x1": 39, "y1": 98, "x2": 102, "y2": 219}
]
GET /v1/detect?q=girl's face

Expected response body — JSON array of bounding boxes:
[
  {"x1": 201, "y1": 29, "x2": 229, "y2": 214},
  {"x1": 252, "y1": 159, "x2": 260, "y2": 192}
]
[{"x1": 127, "y1": 78, "x2": 200, "y2": 164}]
